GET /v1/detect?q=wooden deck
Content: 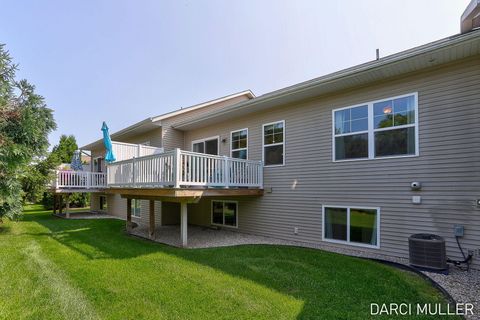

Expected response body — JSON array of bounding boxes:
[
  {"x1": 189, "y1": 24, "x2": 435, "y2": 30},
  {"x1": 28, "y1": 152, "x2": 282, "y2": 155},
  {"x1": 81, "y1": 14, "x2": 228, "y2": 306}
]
[
  {"x1": 106, "y1": 187, "x2": 263, "y2": 202},
  {"x1": 49, "y1": 187, "x2": 106, "y2": 194}
]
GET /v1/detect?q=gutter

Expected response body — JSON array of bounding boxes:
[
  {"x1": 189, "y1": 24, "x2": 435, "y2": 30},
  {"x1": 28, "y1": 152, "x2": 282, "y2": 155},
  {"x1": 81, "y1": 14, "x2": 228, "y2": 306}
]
[{"x1": 173, "y1": 29, "x2": 480, "y2": 130}]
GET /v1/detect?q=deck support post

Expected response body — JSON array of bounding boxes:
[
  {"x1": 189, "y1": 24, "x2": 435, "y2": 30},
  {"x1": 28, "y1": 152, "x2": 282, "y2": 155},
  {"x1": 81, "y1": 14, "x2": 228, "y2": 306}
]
[
  {"x1": 149, "y1": 200, "x2": 155, "y2": 240},
  {"x1": 126, "y1": 198, "x2": 132, "y2": 232},
  {"x1": 180, "y1": 201, "x2": 188, "y2": 247},
  {"x1": 65, "y1": 194, "x2": 70, "y2": 219},
  {"x1": 59, "y1": 195, "x2": 63, "y2": 214},
  {"x1": 53, "y1": 194, "x2": 57, "y2": 215}
]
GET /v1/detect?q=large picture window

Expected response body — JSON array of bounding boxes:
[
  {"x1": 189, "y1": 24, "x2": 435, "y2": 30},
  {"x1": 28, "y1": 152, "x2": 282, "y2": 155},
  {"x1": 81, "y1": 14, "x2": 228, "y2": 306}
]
[
  {"x1": 333, "y1": 93, "x2": 418, "y2": 161},
  {"x1": 211, "y1": 200, "x2": 238, "y2": 227},
  {"x1": 323, "y1": 206, "x2": 379, "y2": 248},
  {"x1": 231, "y1": 128, "x2": 248, "y2": 159},
  {"x1": 263, "y1": 120, "x2": 285, "y2": 166}
]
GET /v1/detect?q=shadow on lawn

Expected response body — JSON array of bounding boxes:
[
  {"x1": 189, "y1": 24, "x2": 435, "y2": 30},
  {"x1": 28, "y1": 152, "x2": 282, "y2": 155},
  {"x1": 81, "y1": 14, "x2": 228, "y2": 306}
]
[{"x1": 28, "y1": 209, "x2": 450, "y2": 320}]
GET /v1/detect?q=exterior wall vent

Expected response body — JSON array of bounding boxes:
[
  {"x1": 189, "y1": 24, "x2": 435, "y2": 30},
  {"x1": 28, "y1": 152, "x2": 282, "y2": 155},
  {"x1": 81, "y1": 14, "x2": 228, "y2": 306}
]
[{"x1": 408, "y1": 234, "x2": 447, "y2": 271}]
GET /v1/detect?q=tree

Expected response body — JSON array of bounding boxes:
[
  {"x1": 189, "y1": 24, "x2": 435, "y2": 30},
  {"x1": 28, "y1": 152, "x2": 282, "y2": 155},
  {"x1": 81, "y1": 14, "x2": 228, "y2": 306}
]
[
  {"x1": 0, "y1": 44, "x2": 56, "y2": 221},
  {"x1": 50, "y1": 134, "x2": 78, "y2": 163},
  {"x1": 22, "y1": 135, "x2": 79, "y2": 204},
  {"x1": 21, "y1": 154, "x2": 57, "y2": 203}
]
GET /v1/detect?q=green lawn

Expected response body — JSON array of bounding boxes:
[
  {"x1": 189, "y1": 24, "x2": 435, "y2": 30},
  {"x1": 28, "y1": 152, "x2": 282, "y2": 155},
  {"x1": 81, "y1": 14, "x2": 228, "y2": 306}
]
[{"x1": 0, "y1": 205, "x2": 454, "y2": 320}]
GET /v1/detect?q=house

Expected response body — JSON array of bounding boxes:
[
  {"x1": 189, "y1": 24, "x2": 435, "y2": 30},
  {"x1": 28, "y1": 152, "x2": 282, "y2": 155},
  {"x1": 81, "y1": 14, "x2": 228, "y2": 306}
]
[{"x1": 51, "y1": 3, "x2": 480, "y2": 270}]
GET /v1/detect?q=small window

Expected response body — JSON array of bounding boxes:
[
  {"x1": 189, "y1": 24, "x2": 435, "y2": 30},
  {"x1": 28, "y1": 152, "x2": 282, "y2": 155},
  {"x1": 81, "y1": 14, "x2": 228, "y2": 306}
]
[
  {"x1": 211, "y1": 201, "x2": 238, "y2": 227},
  {"x1": 131, "y1": 199, "x2": 141, "y2": 218},
  {"x1": 334, "y1": 105, "x2": 369, "y2": 160},
  {"x1": 99, "y1": 196, "x2": 108, "y2": 211},
  {"x1": 231, "y1": 128, "x2": 248, "y2": 159},
  {"x1": 263, "y1": 121, "x2": 285, "y2": 166},
  {"x1": 323, "y1": 206, "x2": 379, "y2": 248},
  {"x1": 333, "y1": 93, "x2": 418, "y2": 161}
]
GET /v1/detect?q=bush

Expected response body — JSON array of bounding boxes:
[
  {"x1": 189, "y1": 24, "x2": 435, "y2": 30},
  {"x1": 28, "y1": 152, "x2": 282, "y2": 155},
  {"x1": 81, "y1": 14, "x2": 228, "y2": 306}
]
[{"x1": 42, "y1": 192, "x2": 90, "y2": 210}]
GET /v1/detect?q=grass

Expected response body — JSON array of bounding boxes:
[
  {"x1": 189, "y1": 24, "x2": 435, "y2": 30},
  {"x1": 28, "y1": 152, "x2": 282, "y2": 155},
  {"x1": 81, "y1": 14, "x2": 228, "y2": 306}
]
[{"x1": 0, "y1": 205, "x2": 456, "y2": 320}]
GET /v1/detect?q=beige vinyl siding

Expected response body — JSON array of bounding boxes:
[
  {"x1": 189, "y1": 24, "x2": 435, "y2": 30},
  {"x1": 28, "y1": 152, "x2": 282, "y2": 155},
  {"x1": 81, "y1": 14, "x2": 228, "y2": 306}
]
[
  {"x1": 90, "y1": 194, "x2": 101, "y2": 212},
  {"x1": 184, "y1": 56, "x2": 480, "y2": 268},
  {"x1": 161, "y1": 95, "x2": 251, "y2": 151},
  {"x1": 120, "y1": 128, "x2": 162, "y2": 148},
  {"x1": 161, "y1": 127, "x2": 184, "y2": 152}
]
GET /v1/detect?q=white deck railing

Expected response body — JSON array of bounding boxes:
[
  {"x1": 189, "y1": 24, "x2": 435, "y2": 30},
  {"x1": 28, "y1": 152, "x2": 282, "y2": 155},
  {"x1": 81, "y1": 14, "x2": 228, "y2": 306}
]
[
  {"x1": 112, "y1": 141, "x2": 164, "y2": 162},
  {"x1": 107, "y1": 149, "x2": 263, "y2": 189},
  {"x1": 54, "y1": 171, "x2": 107, "y2": 189}
]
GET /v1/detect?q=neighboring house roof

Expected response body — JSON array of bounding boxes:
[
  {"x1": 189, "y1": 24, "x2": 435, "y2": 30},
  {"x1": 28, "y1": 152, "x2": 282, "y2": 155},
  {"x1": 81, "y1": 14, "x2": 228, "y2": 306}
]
[
  {"x1": 173, "y1": 29, "x2": 480, "y2": 130},
  {"x1": 151, "y1": 90, "x2": 255, "y2": 123},
  {"x1": 80, "y1": 90, "x2": 255, "y2": 150}
]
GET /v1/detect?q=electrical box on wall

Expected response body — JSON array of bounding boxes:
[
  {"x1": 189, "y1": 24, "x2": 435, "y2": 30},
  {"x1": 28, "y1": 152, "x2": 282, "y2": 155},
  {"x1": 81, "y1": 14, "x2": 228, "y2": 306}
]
[
  {"x1": 412, "y1": 196, "x2": 421, "y2": 204},
  {"x1": 454, "y1": 225, "x2": 464, "y2": 237}
]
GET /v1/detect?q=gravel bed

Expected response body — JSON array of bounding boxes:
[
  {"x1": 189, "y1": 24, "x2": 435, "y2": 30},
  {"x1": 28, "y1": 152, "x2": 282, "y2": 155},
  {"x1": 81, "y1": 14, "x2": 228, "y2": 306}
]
[
  {"x1": 130, "y1": 225, "x2": 478, "y2": 318},
  {"x1": 424, "y1": 268, "x2": 480, "y2": 320}
]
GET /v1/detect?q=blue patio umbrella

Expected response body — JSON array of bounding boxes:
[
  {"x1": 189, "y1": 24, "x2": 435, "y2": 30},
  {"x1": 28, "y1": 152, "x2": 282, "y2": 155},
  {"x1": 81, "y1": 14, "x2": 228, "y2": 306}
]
[
  {"x1": 101, "y1": 121, "x2": 116, "y2": 163},
  {"x1": 70, "y1": 150, "x2": 83, "y2": 171}
]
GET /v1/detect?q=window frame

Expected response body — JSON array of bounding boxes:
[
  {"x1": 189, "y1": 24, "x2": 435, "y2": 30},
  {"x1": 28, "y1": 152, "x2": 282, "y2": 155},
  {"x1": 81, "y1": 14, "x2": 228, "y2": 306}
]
[
  {"x1": 191, "y1": 136, "x2": 220, "y2": 155},
  {"x1": 230, "y1": 128, "x2": 248, "y2": 159},
  {"x1": 322, "y1": 205, "x2": 380, "y2": 249},
  {"x1": 131, "y1": 199, "x2": 141, "y2": 218},
  {"x1": 211, "y1": 200, "x2": 238, "y2": 228},
  {"x1": 262, "y1": 120, "x2": 286, "y2": 167},
  {"x1": 332, "y1": 92, "x2": 419, "y2": 162}
]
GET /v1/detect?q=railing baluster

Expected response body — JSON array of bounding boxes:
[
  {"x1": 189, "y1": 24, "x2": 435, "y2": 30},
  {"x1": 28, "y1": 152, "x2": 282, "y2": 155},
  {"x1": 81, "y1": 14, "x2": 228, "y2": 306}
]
[{"x1": 96, "y1": 150, "x2": 263, "y2": 189}]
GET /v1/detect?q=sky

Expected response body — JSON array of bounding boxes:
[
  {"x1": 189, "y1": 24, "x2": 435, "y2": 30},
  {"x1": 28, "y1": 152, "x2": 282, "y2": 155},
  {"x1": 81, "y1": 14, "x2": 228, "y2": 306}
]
[{"x1": 0, "y1": 0, "x2": 470, "y2": 149}]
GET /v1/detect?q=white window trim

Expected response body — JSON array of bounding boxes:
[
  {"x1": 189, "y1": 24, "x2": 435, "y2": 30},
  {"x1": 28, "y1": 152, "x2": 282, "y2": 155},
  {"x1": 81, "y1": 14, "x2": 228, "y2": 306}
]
[
  {"x1": 191, "y1": 135, "x2": 220, "y2": 155},
  {"x1": 230, "y1": 128, "x2": 248, "y2": 159},
  {"x1": 322, "y1": 205, "x2": 380, "y2": 249},
  {"x1": 262, "y1": 120, "x2": 285, "y2": 167},
  {"x1": 211, "y1": 200, "x2": 238, "y2": 228},
  {"x1": 332, "y1": 92, "x2": 419, "y2": 162},
  {"x1": 131, "y1": 199, "x2": 141, "y2": 218}
]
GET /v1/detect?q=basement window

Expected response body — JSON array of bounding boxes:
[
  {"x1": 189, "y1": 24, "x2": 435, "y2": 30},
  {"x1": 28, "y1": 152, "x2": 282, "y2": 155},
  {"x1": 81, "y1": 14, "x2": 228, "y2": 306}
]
[
  {"x1": 131, "y1": 199, "x2": 141, "y2": 218},
  {"x1": 99, "y1": 196, "x2": 108, "y2": 211},
  {"x1": 211, "y1": 200, "x2": 238, "y2": 227},
  {"x1": 323, "y1": 206, "x2": 379, "y2": 248}
]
